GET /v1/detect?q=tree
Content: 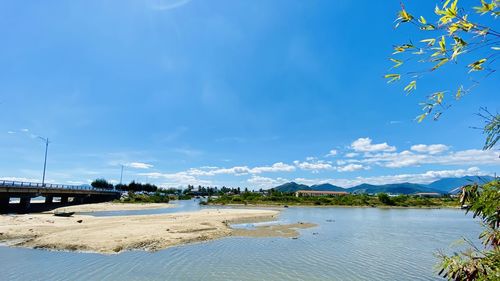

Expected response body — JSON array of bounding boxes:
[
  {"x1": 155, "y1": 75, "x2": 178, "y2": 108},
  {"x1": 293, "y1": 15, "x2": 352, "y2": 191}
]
[
  {"x1": 377, "y1": 193, "x2": 394, "y2": 205},
  {"x1": 387, "y1": 0, "x2": 499, "y2": 149},
  {"x1": 115, "y1": 183, "x2": 127, "y2": 191},
  {"x1": 91, "y1": 178, "x2": 113, "y2": 190},
  {"x1": 388, "y1": 2, "x2": 500, "y2": 279},
  {"x1": 437, "y1": 181, "x2": 499, "y2": 280}
]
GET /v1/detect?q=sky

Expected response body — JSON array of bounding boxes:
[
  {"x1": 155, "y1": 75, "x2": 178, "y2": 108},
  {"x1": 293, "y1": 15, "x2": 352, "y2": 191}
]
[{"x1": 0, "y1": 0, "x2": 498, "y2": 189}]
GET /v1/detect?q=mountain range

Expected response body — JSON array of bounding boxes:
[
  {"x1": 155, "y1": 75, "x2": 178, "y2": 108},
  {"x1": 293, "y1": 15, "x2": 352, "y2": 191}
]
[{"x1": 272, "y1": 176, "x2": 495, "y2": 195}]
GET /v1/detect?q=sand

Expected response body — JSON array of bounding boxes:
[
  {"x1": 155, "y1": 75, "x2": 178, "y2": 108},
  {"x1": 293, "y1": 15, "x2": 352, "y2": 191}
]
[
  {"x1": 49, "y1": 202, "x2": 174, "y2": 213},
  {"x1": 0, "y1": 208, "x2": 311, "y2": 254}
]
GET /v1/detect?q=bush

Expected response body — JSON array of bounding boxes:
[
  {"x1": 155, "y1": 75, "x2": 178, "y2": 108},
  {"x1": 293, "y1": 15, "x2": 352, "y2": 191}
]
[
  {"x1": 91, "y1": 179, "x2": 114, "y2": 190},
  {"x1": 378, "y1": 193, "x2": 394, "y2": 205}
]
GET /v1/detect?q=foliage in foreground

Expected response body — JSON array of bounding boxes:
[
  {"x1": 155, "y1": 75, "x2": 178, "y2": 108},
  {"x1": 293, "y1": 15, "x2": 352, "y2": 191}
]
[
  {"x1": 388, "y1": 0, "x2": 499, "y2": 150},
  {"x1": 437, "y1": 180, "x2": 500, "y2": 280}
]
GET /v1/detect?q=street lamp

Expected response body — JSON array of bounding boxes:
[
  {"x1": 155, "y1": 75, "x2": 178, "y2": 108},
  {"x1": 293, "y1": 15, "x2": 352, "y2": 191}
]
[
  {"x1": 117, "y1": 164, "x2": 125, "y2": 191},
  {"x1": 38, "y1": 136, "x2": 49, "y2": 187},
  {"x1": 120, "y1": 164, "x2": 124, "y2": 184}
]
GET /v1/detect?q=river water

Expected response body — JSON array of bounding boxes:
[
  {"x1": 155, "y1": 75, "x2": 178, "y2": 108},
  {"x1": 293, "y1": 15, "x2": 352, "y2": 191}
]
[{"x1": 0, "y1": 200, "x2": 480, "y2": 280}]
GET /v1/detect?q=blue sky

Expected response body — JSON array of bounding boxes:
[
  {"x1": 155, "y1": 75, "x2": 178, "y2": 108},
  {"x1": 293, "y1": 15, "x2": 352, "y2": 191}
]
[{"x1": 0, "y1": 0, "x2": 498, "y2": 189}]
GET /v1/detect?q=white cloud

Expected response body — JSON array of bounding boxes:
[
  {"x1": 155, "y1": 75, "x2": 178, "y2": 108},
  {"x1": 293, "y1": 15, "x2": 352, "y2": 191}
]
[
  {"x1": 293, "y1": 160, "x2": 333, "y2": 172},
  {"x1": 351, "y1": 137, "x2": 396, "y2": 152},
  {"x1": 20, "y1": 129, "x2": 29, "y2": 132},
  {"x1": 256, "y1": 167, "x2": 491, "y2": 189},
  {"x1": 127, "y1": 162, "x2": 154, "y2": 169},
  {"x1": 293, "y1": 177, "x2": 333, "y2": 186},
  {"x1": 336, "y1": 164, "x2": 366, "y2": 172},
  {"x1": 339, "y1": 167, "x2": 489, "y2": 187},
  {"x1": 411, "y1": 144, "x2": 449, "y2": 154},
  {"x1": 247, "y1": 176, "x2": 288, "y2": 188},
  {"x1": 326, "y1": 149, "x2": 338, "y2": 157},
  {"x1": 187, "y1": 162, "x2": 295, "y2": 176},
  {"x1": 7, "y1": 131, "x2": 15, "y2": 134},
  {"x1": 345, "y1": 152, "x2": 359, "y2": 158},
  {"x1": 360, "y1": 149, "x2": 499, "y2": 168},
  {"x1": 138, "y1": 172, "x2": 211, "y2": 187},
  {"x1": 251, "y1": 162, "x2": 296, "y2": 173}
]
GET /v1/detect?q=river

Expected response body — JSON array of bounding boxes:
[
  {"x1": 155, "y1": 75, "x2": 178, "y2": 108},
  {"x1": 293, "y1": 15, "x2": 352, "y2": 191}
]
[{"x1": 0, "y1": 200, "x2": 480, "y2": 280}]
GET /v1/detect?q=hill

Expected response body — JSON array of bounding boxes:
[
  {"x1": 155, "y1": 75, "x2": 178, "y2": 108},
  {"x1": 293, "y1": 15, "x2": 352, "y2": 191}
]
[
  {"x1": 348, "y1": 182, "x2": 439, "y2": 194},
  {"x1": 425, "y1": 176, "x2": 495, "y2": 193},
  {"x1": 310, "y1": 183, "x2": 345, "y2": 192},
  {"x1": 273, "y1": 182, "x2": 310, "y2": 193},
  {"x1": 270, "y1": 175, "x2": 496, "y2": 194}
]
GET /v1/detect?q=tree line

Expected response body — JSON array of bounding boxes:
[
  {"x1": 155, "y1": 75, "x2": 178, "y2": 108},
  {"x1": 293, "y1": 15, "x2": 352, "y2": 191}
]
[{"x1": 90, "y1": 178, "x2": 158, "y2": 193}]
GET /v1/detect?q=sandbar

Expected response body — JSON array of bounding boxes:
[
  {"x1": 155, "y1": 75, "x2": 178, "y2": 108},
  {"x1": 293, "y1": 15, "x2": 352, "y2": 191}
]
[{"x1": 0, "y1": 209, "x2": 289, "y2": 254}]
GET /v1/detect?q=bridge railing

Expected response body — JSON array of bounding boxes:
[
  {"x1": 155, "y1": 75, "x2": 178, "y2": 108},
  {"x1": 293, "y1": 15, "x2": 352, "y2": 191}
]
[{"x1": 0, "y1": 180, "x2": 119, "y2": 193}]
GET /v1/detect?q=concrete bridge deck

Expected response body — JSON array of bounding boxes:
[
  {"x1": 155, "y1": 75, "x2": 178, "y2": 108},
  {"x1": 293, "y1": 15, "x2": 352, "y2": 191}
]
[{"x1": 0, "y1": 180, "x2": 121, "y2": 213}]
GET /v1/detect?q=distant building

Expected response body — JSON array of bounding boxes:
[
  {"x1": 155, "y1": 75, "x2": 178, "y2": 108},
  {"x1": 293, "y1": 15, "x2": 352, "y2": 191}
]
[
  {"x1": 414, "y1": 192, "x2": 441, "y2": 198},
  {"x1": 295, "y1": 190, "x2": 349, "y2": 197}
]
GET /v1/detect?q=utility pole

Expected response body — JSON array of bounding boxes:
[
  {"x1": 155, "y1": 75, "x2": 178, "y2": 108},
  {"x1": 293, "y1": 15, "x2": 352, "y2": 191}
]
[
  {"x1": 39, "y1": 137, "x2": 49, "y2": 187},
  {"x1": 120, "y1": 165, "x2": 124, "y2": 184}
]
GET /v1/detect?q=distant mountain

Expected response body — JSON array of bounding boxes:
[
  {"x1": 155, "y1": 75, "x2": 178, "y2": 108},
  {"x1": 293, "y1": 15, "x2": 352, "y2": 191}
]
[
  {"x1": 425, "y1": 176, "x2": 495, "y2": 193},
  {"x1": 273, "y1": 182, "x2": 310, "y2": 193},
  {"x1": 348, "y1": 182, "x2": 439, "y2": 195},
  {"x1": 270, "y1": 175, "x2": 496, "y2": 195},
  {"x1": 310, "y1": 183, "x2": 345, "y2": 192}
]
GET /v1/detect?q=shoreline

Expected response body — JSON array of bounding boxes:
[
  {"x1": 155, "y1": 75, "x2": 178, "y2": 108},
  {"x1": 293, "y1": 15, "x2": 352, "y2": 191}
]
[
  {"x1": 208, "y1": 203, "x2": 461, "y2": 209},
  {"x1": 0, "y1": 208, "x2": 305, "y2": 254}
]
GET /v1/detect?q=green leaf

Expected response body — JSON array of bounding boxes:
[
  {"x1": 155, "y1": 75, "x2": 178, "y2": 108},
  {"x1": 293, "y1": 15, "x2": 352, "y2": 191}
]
[
  {"x1": 390, "y1": 58, "x2": 403, "y2": 68},
  {"x1": 432, "y1": 58, "x2": 449, "y2": 71},
  {"x1": 384, "y1": 73, "x2": 401, "y2": 83},
  {"x1": 417, "y1": 113, "x2": 428, "y2": 123},
  {"x1": 474, "y1": 0, "x2": 496, "y2": 14},
  {"x1": 456, "y1": 85, "x2": 464, "y2": 99},
  {"x1": 403, "y1": 80, "x2": 417, "y2": 93},
  {"x1": 420, "y1": 38, "x2": 436, "y2": 46},
  {"x1": 398, "y1": 9, "x2": 414, "y2": 22},
  {"x1": 393, "y1": 43, "x2": 415, "y2": 54},
  {"x1": 431, "y1": 91, "x2": 445, "y2": 104},
  {"x1": 439, "y1": 36, "x2": 446, "y2": 52},
  {"x1": 468, "y1": 58, "x2": 487, "y2": 72}
]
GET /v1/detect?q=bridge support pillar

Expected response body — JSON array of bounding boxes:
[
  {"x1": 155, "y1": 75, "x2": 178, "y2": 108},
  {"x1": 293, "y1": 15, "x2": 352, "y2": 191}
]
[
  {"x1": 60, "y1": 196, "x2": 68, "y2": 204},
  {"x1": 45, "y1": 196, "x2": 53, "y2": 204},
  {"x1": 0, "y1": 196, "x2": 10, "y2": 213},
  {"x1": 19, "y1": 197, "x2": 31, "y2": 212}
]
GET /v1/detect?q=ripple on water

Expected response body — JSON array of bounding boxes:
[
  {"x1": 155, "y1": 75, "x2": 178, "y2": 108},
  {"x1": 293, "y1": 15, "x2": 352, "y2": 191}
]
[{"x1": 0, "y1": 205, "x2": 480, "y2": 281}]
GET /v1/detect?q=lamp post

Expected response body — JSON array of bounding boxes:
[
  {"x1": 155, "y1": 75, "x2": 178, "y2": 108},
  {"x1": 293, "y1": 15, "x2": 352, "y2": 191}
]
[
  {"x1": 38, "y1": 137, "x2": 49, "y2": 187},
  {"x1": 118, "y1": 165, "x2": 124, "y2": 191},
  {"x1": 120, "y1": 165, "x2": 124, "y2": 184}
]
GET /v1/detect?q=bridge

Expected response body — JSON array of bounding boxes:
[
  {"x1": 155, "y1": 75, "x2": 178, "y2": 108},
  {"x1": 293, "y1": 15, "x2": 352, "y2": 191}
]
[{"x1": 0, "y1": 180, "x2": 121, "y2": 213}]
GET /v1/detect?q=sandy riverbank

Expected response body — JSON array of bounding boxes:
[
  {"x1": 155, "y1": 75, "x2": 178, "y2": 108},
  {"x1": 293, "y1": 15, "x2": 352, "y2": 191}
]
[
  {"x1": 0, "y1": 208, "x2": 316, "y2": 254},
  {"x1": 49, "y1": 202, "x2": 174, "y2": 213}
]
